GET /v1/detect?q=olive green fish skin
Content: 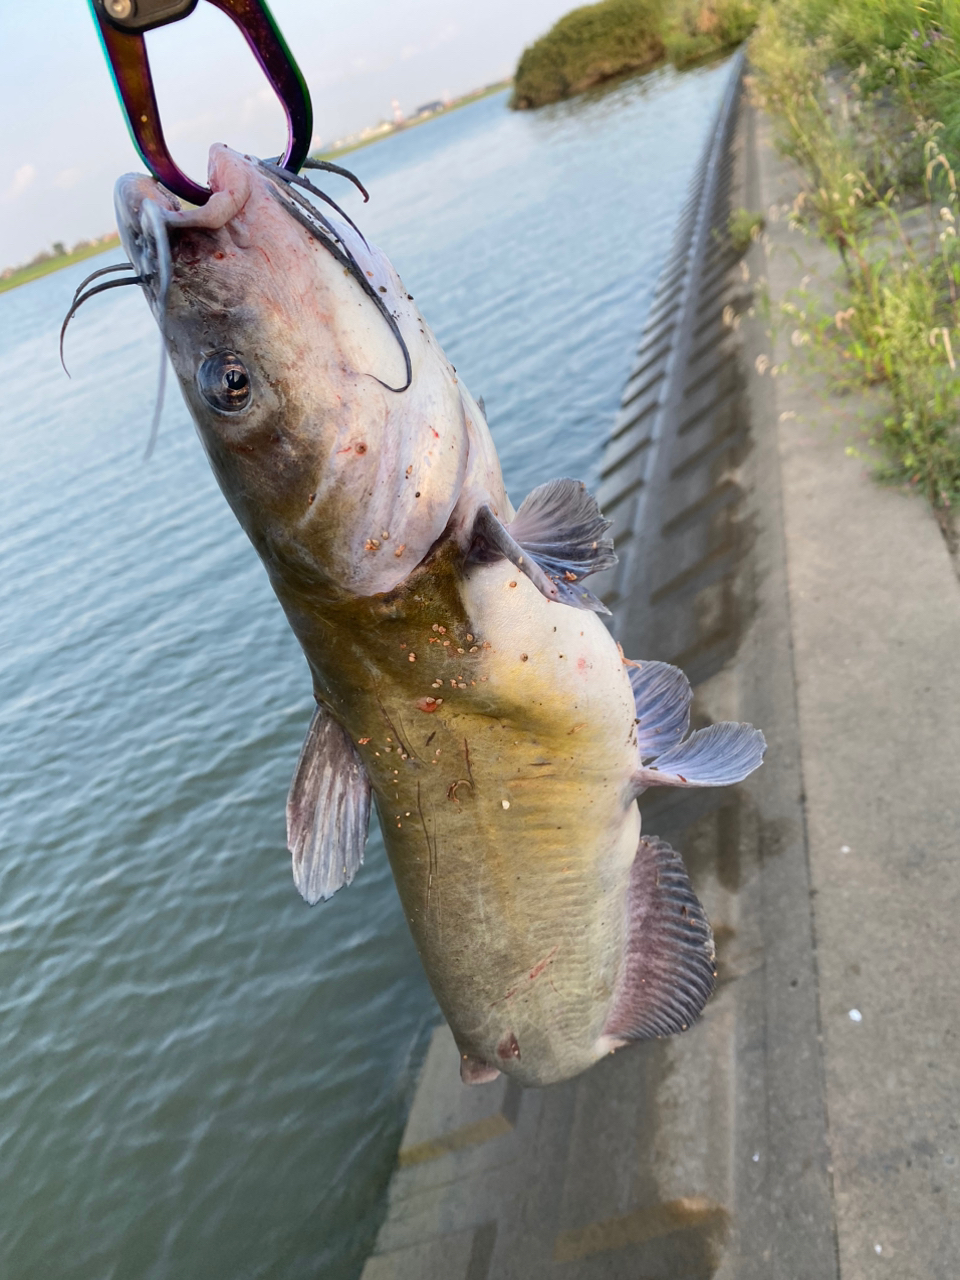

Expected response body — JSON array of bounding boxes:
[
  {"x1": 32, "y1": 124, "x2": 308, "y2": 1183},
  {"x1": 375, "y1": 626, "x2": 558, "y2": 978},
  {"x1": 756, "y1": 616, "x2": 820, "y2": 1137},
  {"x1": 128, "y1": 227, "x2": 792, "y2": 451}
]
[
  {"x1": 113, "y1": 146, "x2": 702, "y2": 1088},
  {"x1": 273, "y1": 539, "x2": 641, "y2": 1086}
]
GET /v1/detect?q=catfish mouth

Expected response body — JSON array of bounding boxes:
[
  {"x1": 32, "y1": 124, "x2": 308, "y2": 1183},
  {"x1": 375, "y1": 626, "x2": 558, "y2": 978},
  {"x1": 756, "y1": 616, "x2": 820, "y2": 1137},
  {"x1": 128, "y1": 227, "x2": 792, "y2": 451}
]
[
  {"x1": 109, "y1": 148, "x2": 413, "y2": 394},
  {"x1": 114, "y1": 175, "x2": 181, "y2": 323},
  {"x1": 59, "y1": 147, "x2": 415, "y2": 459}
]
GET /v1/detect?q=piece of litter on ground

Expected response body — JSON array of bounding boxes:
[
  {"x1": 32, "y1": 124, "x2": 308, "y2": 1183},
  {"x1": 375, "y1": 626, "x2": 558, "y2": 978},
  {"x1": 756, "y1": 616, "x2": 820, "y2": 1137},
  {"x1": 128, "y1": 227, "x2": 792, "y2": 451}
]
[
  {"x1": 840, "y1": 844, "x2": 851, "y2": 853},
  {"x1": 874, "y1": 1243, "x2": 883, "y2": 1255},
  {"x1": 849, "y1": 1009, "x2": 863, "y2": 1023},
  {"x1": 752, "y1": 1151, "x2": 760, "y2": 1162}
]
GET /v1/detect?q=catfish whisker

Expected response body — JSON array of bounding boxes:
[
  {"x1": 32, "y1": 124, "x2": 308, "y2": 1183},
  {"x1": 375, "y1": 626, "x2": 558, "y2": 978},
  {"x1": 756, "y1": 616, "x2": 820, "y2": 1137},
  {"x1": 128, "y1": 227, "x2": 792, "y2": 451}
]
[
  {"x1": 263, "y1": 174, "x2": 349, "y2": 250},
  {"x1": 70, "y1": 261, "x2": 136, "y2": 305},
  {"x1": 60, "y1": 275, "x2": 143, "y2": 376},
  {"x1": 143, "y1": 336, "x2": 168, "y2": 462},
  {"x1": 301, "y1": 157, "x2": 369, "y2": 202},
  {"x1": 258, "y1": 161, "x2": 370, "y2": 249},
  {"x1": 263, "y1": 155, "x2": 370, "y2": 202},
  {"x1": 266, "y1": 185, "x2": 412, "y2": 393}
]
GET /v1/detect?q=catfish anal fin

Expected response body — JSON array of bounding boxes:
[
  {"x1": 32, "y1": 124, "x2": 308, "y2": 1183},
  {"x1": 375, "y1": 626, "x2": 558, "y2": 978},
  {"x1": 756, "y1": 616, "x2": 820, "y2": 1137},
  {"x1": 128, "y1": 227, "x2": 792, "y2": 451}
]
[
  {"x1": 601, "y1": 837, "x2": 715, "y2": 1046},
  {"x1": 286, "y1": 705, "x2": 372, "y2": 905},
  {"x1": 468, "y1": 477, "x2": 616, "y2": 614}
]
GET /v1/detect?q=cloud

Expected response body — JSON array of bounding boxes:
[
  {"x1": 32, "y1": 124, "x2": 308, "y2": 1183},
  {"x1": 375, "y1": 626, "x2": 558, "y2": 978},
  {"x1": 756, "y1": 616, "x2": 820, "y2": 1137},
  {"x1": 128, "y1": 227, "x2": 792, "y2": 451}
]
[
  {"x1": 427, "y1": 23, "x2": 459, "y2": 51},
  {"x1": 3, "y1": 163, "x2": 36, "y2": 202},
  {"x1": 53, "y1": 166, "x2": 83, "y2": 190},
  {"x1": 239, "y1": 85, "x2": 278, "y2": 127}
]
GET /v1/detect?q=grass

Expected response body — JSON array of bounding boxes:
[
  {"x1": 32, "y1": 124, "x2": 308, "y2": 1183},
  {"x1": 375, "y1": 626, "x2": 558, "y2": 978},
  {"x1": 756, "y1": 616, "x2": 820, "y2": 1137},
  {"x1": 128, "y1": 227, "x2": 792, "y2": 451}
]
[
  {"x1": 749, "y1": 0, "x2": 960, "y2": 518},
  {"x1": 510, "y1": 0, "x2": 759, "y2": 109},
  {"x1": 0, "y1": 236, "x2": 121, "y2": 296},
  {"x1": 727, "y1": 206, "x2": 765, "y2": 251}
]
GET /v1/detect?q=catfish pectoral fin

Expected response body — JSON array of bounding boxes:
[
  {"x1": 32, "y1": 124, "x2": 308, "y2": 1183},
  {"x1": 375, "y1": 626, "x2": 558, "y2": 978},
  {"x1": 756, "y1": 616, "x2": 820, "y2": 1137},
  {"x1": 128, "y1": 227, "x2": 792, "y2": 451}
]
[
  {"x1": 286, "y1": 705, "x2": 371, "y2": 905},
  {"x1": 468, "y1": 476, "x2": 616, "y2": 614},
  {"x1": 600, "y1": 837, "x2": 716, "y2": 1047},
  {"x1": 508, "y1": 476, "x2": 617, "y2": 588}
]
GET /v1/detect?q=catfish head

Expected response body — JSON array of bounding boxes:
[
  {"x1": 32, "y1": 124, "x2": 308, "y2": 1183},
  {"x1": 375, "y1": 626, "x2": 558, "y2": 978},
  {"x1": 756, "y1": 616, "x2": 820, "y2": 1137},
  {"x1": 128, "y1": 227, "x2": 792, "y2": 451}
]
[{"x1": 113, "y1": 145, "x2": 481, "y2": 600}]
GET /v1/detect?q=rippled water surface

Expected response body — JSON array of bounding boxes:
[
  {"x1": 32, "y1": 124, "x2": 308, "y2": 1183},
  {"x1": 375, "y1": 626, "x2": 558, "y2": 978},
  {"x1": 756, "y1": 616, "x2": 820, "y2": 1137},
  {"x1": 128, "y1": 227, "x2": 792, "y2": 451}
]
[{"x1": 0, "y1": 62, "x2": 730, "y2": 1280}]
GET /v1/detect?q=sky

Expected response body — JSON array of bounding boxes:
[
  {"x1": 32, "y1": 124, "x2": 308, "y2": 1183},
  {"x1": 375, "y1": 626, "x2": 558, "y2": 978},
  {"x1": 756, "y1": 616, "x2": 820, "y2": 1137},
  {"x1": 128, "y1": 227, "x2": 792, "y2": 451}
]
[{"x1": 0, "y1": 0, "x2": 576, "y2": 268}]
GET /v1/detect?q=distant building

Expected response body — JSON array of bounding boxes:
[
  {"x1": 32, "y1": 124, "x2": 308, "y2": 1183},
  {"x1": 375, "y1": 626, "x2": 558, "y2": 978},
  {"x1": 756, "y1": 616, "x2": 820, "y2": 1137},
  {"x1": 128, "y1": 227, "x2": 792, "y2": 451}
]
[{"x1": 413, "y1": 101, "x2": 445, "y2": 118}]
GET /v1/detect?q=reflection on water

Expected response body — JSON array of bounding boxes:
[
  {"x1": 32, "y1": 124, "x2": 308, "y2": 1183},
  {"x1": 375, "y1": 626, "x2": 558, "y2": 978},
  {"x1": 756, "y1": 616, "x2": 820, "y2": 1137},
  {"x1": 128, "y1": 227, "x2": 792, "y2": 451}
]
[{"x1": 0, "y1": 62, "x2": 730, "y2": 1280}]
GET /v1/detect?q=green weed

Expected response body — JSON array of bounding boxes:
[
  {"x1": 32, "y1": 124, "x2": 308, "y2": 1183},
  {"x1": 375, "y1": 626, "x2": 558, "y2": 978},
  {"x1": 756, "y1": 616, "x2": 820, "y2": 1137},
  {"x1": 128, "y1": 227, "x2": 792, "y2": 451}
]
[
  {"x1": 728, "y1": 207, "x2": 766, "y2": 252},
  {"x1": 750, "y1": 0, "x2": 960, "y2": 514}
]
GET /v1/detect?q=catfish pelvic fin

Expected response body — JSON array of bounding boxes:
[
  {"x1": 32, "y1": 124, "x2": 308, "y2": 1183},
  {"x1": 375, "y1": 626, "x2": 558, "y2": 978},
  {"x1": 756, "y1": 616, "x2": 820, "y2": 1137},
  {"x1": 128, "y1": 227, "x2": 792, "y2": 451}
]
[
  {"x1": 468, "y1": 478, "x2": 616, "y2": 613},
  {"x1": 627, "y1": 658, "x2": 765, "y2": 794},
  {"x1": 633, "y1": 721, "x2": 766, "y2": 793},
  {"x1": 286, "y1": 705, "x2": 372, "y2": 905},
  {"x1": 628, "y1": 659, "x2": 693, "y2": 758},
  {"x1": 600, "y1": 836, "x2": 715, "y2": 1046}
]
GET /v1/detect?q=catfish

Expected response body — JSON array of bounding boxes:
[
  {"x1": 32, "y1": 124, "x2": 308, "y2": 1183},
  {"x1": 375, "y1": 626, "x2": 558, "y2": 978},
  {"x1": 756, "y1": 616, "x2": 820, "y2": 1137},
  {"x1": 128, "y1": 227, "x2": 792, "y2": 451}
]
[{"x1": 95, "y1": 146, "x2": 764, "y2": 1086}]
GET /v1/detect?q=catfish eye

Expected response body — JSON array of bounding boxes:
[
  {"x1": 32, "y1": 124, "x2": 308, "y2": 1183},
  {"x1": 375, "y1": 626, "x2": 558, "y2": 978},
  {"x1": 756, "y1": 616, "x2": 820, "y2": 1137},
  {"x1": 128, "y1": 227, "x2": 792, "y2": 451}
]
[{"x1": 197, "y1": 352, "x2": 251, "y2": 413}]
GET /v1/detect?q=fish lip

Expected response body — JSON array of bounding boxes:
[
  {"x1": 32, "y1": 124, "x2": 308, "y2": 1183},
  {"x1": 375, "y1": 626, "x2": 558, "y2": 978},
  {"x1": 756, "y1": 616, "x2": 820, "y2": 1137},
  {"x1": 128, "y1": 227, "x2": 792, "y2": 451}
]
[
  {"x1": 113, "y1": 146, "x2": 256, "y2": 324},
  {"x1": 114, "y1": 174, "x2": 179, "y2": 323}
]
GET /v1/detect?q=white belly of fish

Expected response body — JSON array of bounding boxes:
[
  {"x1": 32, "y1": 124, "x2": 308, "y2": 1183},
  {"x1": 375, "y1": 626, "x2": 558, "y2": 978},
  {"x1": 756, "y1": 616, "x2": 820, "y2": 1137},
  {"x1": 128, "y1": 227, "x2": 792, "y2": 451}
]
[{"x1": 391, "y1": 560, "x2": 643, "y2": 1086}]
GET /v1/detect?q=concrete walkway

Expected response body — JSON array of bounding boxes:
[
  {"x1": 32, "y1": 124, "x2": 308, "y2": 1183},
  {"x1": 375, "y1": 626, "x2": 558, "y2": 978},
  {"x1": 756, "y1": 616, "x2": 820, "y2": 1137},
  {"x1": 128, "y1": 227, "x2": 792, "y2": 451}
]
[
  {"x1": 754, "y1": 108, "x2": 960, "y2": 1276},
  {"x1": 360, "y1": 92, "x2": 960, "y2": 1279}
]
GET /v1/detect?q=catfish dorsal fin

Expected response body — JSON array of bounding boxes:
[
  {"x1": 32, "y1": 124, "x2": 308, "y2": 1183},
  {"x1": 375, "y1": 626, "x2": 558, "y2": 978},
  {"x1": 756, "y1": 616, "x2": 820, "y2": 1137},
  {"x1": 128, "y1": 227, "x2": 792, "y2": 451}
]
[
  {"x1": 467, "y1": 478, "x2": 616, "y2": 613},
  {"x1": 286, "y1": 704, "x2": 372, "y2": 905},
  {"x1": 600, "y1": 836, "x2": 716, "y2": 1047}
]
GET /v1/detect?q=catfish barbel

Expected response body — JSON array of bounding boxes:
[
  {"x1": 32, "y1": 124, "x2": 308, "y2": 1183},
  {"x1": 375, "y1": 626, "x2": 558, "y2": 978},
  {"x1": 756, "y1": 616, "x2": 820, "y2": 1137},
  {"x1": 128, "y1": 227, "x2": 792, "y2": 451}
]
[{"x1": 69, "y1": 145, "x2": 764, "y2": 1087}]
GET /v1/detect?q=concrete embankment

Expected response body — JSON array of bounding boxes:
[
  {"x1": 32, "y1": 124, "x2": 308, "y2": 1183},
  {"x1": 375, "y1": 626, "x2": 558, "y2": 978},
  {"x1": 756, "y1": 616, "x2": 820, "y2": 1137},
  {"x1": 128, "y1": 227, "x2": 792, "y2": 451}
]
[{"x1": 361, "y1": 55, "x2": 960, "y2": 1279}]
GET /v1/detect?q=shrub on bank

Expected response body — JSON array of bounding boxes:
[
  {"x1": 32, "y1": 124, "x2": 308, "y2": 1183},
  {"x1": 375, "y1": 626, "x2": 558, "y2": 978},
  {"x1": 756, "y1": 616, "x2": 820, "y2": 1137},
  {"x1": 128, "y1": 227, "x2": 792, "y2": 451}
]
[
  {"x1": 510, "y1": 0, "x2": 758, "y2": 110},
  {"x1": 511, "y1": 0, "x2": 666, "y2": 109}
]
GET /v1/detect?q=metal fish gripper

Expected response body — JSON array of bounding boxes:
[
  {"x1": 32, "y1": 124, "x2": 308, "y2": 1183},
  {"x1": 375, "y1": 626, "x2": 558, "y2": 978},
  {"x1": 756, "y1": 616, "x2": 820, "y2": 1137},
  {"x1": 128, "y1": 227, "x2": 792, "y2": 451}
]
[{"x1": 88, "y1": 0, "x2": 313, "y2": 206}]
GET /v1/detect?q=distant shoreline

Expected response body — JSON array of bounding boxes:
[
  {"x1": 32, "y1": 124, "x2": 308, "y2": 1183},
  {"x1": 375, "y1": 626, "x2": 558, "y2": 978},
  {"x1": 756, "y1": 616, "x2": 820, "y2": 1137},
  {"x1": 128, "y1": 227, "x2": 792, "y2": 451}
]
[
  {"x1": 1, "y1": 82, "x2": 511, "y2": 296},
  {"x1": 313, "y1": 80, "x2": 511, "y2": 162},
  {"x1": 0, "y1": 235, "x2": 122, "y2": 297}
]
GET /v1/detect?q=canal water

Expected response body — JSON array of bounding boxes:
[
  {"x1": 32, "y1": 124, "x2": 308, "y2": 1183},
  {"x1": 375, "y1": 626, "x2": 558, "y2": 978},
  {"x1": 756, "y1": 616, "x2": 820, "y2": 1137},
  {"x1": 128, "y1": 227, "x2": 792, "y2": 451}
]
[{"x1": 0, "y1": 61, "x2": 732, "y2": 1280}]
